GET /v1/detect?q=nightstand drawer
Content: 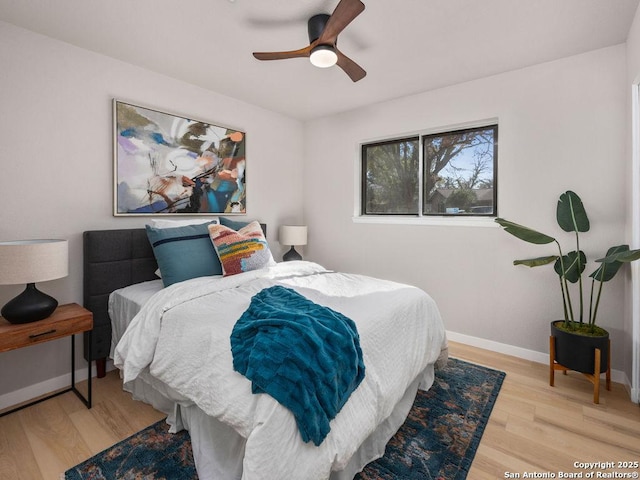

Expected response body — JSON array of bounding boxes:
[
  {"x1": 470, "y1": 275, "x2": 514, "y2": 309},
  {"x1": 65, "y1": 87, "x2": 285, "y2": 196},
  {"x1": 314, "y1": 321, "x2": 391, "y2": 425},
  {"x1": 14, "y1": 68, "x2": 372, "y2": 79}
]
[{"x1": 0, "y1": 303, "x2": 92, "y2": 353}]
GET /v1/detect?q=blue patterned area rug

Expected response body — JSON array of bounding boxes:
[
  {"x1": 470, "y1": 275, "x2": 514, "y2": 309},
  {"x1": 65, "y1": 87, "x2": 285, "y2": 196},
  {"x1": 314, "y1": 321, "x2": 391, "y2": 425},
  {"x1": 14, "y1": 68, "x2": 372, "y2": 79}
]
[
  {"x1": 64, "y1": 358, "x2": 504, "y2": 480},
  {"x1": 355, "y1": 358, "x2": 505, "y2": 480}
]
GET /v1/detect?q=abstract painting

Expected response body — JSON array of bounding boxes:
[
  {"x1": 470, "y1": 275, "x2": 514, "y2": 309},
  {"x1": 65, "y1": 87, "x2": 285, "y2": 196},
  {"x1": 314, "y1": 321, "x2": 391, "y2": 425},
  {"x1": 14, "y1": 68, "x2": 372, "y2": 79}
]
[{"x1": 114, "y1": 100, "x2": 246, "y2": 215}]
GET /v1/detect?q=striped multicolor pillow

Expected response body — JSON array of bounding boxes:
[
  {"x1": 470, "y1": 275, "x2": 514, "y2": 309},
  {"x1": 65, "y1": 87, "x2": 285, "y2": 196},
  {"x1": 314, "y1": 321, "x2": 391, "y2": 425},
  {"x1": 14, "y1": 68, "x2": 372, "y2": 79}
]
[{"x1": 208, "y1": 221, "x2": 274, "y2": 276}]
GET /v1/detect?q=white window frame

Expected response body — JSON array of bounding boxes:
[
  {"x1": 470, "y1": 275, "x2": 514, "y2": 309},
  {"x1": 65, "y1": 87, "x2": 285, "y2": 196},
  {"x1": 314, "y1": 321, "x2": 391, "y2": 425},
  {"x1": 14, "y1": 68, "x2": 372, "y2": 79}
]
[{"x1": 631, "y1": 84, "x2": 640, "y2": 404}]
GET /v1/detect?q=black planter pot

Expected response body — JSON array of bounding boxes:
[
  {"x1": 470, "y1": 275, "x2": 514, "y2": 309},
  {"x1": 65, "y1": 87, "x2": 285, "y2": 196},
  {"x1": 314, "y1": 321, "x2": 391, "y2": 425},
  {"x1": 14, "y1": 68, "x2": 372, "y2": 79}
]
[{"x1": 550, "y1": 320, "x2": 609, "y2": 374}]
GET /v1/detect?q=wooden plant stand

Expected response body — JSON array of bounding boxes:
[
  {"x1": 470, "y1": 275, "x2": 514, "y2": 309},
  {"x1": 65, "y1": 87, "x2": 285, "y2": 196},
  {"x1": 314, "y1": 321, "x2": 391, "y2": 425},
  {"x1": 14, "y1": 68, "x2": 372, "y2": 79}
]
[{"x1": 549, "y1": 336, "x2": 611, "y2": 404}]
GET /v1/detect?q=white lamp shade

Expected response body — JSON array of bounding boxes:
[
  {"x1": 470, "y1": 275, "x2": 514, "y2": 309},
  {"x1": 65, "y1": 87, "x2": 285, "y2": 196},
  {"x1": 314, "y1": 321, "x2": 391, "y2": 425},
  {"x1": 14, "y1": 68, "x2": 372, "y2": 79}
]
[
  {"x1": 0, "y1": 239, "x2": 68, "y2": 285},
  {"x1": 279, "y1": 226, "x2": 308, "y2": 246}
]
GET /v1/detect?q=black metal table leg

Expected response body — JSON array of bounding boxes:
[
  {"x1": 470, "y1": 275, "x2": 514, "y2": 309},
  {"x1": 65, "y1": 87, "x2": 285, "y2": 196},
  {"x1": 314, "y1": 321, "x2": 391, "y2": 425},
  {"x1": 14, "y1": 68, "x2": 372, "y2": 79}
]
[
  {"x1": 71, "y1": 333, "x2": 92, "y2": 409},
  {"x1": 0, "y1": 332, "x2": 92, "y2": 417}
]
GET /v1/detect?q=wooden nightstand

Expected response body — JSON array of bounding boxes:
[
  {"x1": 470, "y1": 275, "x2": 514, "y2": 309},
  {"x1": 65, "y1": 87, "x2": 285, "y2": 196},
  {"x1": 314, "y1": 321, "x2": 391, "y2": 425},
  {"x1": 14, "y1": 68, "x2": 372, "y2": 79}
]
[{"x1": 0, "y1": 303, "x2": 93, "y2": 416}]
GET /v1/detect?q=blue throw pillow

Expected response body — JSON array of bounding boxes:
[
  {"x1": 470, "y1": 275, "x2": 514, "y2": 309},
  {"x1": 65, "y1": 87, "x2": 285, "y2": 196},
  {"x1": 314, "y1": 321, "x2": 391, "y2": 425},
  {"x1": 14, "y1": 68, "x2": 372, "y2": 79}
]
[
  {"x1": 220, "y1": 217, "x2": 268, "y2": 238},
  {"x1": 219, "y1": 217, "x2": 251, "y2": 231},
  {"x1": 146, "y1": 221, "x2": 222, "y2": 287}
]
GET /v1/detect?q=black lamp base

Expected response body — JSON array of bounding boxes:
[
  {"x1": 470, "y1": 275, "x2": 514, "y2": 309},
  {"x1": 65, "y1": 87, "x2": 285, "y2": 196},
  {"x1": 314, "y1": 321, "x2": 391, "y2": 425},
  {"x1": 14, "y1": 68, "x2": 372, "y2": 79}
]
[
  {"x1": 283, "y1": 246, "x2": 302, "y2": 262},
  {"x1": 1, "y1": 283, "x2": 58, "y2": 324}
]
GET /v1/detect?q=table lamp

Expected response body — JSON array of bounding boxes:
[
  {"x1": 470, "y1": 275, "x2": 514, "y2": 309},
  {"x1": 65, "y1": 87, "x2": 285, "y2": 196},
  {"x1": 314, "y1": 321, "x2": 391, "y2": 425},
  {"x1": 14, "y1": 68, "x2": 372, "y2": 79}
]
[
  {"x1": 0, "y1": 239, "x2": 69, "y2": 324},
  {"x1": 278, "y1": 226, "x2": 308, "y2": 262}
]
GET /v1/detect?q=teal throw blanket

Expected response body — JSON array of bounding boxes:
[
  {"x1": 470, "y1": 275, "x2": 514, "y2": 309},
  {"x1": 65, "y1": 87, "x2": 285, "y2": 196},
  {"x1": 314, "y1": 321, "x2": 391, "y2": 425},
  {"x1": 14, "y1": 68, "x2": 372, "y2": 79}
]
[{"x1": 231, "y1": 285, "x2": 365, "y2": 446}]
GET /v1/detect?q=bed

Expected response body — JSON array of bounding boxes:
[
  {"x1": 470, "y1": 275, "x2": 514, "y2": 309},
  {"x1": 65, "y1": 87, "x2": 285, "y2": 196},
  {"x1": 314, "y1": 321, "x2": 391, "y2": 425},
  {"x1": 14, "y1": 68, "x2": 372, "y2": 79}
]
[{"x1": 83, "y1": 221, "x2": 448, "y2": 480}]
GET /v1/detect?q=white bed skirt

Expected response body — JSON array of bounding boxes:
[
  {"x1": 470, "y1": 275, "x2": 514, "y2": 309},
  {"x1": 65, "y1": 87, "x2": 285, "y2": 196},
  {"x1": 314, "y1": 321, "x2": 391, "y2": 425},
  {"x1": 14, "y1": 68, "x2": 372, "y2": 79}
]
[{"x1": 123, "y1": 345, "x2": 449, "y2": 480}]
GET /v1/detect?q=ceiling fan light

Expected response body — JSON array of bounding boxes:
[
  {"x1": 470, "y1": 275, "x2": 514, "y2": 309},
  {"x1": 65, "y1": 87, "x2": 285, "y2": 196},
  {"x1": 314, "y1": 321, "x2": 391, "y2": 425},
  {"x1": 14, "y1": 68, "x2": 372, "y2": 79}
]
[{"x1": 310, "y1": 45, "x2": 338, "y2": 68}]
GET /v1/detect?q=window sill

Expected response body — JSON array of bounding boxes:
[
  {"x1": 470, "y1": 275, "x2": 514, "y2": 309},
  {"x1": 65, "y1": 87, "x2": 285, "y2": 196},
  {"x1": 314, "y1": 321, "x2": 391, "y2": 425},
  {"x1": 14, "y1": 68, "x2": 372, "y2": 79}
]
[{"x1": 352, "y1": 215, "x2": 499, "y2": 227}]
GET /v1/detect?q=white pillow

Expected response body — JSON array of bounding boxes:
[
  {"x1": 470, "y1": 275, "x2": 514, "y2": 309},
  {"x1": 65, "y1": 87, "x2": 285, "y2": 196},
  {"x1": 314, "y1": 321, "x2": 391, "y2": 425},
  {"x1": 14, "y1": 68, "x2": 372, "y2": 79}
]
[{"x1": 150, "y1": 217, "x2": 219, "y2": 229}]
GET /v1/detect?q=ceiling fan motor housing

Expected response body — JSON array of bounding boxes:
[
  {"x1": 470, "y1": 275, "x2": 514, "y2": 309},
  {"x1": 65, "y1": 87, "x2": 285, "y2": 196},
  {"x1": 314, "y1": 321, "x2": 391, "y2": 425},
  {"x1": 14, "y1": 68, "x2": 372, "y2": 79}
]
[{"x1": 308, "y1": 14, "x2": 332, "y2": 44}]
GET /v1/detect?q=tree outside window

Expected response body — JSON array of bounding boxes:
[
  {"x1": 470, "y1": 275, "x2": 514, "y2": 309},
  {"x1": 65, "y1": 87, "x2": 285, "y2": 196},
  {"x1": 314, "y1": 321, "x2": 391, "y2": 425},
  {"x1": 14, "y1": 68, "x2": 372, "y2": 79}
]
[
  {"x1": 423, "y1": 125, "x2": 497, "y2": 215},
  {"x1": 361, "y1": 124, "x2": 497, "y2": 216},
  {"x1": 362, "y1": 137, "x2": 419, "y2": 214}
]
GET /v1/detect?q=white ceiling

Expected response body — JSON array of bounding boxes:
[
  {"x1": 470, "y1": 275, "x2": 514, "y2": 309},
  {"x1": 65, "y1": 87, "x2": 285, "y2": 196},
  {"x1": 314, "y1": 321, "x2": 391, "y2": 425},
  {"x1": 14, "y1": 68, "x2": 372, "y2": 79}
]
[{"x1": 1, "y1": 0, "x2": 638, "y2": 120}]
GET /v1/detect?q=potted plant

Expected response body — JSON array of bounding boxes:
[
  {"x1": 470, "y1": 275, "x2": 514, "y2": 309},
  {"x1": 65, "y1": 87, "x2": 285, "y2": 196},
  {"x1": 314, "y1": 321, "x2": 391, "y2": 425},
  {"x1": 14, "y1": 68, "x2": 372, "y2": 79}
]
[{"x1": 495, "y1": 190, "x2": 640, "y2": 376}]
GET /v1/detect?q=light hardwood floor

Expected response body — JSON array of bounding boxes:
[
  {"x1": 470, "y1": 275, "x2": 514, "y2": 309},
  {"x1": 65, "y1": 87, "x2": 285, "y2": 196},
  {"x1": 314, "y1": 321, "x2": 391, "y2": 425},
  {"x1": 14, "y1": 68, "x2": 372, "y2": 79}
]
[{"x1": 1, "y1": 341, "x2": 638, "y2": 480}]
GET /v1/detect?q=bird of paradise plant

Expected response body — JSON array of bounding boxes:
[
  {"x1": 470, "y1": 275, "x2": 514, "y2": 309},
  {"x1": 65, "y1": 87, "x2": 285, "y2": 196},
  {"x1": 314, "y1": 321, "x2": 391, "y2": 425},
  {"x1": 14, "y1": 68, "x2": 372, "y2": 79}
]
[{"x1": 495, "y1": 191, "x2": 640, "y2": 335}]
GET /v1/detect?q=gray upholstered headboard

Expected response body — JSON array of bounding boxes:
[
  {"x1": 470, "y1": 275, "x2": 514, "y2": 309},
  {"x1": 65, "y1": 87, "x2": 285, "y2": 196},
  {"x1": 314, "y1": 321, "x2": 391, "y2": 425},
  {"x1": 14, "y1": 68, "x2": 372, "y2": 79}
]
[
  {"x1": 83, "y1": 229, "x2": 158, "y2": 375},
  {"x1": 83, "y1": 223, "x2": 267, "y2": 377}
]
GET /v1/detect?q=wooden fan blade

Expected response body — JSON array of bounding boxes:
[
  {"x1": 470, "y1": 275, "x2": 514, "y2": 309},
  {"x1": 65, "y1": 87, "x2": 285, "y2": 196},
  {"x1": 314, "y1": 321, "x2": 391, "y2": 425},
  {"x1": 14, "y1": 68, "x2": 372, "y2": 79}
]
[
  {"x1": 336, "y1": 48, "x2": 366, "y2": 82},
  {"x1": 253, "y1": 45, "x2": 312, "y2": 61},
  {"x1": 317, "y1": 0, "x2": 365, "y2": 46}
]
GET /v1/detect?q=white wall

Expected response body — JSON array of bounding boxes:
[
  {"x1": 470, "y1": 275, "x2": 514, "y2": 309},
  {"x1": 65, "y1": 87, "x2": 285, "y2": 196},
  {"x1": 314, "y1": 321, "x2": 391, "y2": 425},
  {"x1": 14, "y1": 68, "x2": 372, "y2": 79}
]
[
  {"x1": 303, "y1": 45, "x2": 629, "y2": 371},
  {"x1": 0, "y1": 21, "x2": 304, "y2": 400}
]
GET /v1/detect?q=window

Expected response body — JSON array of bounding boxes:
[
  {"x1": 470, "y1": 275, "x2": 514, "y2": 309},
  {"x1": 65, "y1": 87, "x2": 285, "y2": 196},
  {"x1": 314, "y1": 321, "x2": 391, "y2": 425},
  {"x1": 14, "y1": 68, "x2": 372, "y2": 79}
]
[
  {"x1": 361, "y1": 136, "x2": 419, "y2": 215},
  {"x1": 361, "y1": 124, "x2": 498, "y2": 217}
]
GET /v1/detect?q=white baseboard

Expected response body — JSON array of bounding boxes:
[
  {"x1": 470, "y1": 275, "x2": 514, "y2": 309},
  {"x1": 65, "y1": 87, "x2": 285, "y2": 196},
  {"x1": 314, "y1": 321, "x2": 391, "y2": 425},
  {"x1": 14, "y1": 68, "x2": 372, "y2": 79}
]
[
  {"x1": 0, "y1": 360, "x2": 115, "y2": 412},
  {"x1": 446, "y1": 330, "x2": 629, "y2": 389}
]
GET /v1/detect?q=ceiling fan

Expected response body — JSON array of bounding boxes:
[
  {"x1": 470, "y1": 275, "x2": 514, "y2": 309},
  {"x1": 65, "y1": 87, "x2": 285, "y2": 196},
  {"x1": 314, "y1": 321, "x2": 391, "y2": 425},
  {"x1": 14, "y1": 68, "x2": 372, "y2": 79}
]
[{"x1": 252, "y1": 0, "x2": 366, "y2": 82}]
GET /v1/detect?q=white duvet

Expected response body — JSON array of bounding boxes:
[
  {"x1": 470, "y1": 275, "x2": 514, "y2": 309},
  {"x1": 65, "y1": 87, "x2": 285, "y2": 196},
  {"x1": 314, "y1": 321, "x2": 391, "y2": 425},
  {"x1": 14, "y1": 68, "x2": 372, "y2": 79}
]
[{"x1": 114, "y1": 261, "x2": 446, "y2": 480}]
